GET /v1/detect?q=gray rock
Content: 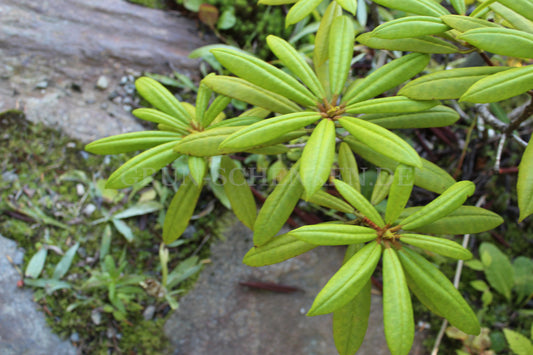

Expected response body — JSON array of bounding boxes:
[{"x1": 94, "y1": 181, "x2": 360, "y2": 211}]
[
  {"x1": 96, "y1": 76, "x2": 109, "y2": 90},
  {"x1": 164, "y1": 217, "x2": 428, "y2": 355},
  {"x1": 0, "y1": 234, "x2": 76, "y2": 355}
]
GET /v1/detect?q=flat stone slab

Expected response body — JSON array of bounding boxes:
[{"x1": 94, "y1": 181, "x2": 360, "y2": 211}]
[
  {"x1": 0, "y1": 234, "x2": 76, "y2": 355},
  {"x1": 0, "y1": 0, "x2": 212, "y2": 142},
  {"x1": 164, "y1": 218, "x2": 428, "y2": 355}
]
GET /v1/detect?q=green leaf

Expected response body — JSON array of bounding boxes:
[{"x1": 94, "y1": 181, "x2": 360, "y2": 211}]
[
  {"x1": 370, "y1": 168, "x2": 393, "y2": 206},
  {"x1": 344, "y1": 136, "x2": 455, "y2": 193},
  {"x1": 308, "y1": 241, "x2": 382, "y2": 316},
  {"x1": 219, "y1": 112, "x2": 321, "y2": 151},
  {"x1": 398, "y1": 247, "x2": 480, "y2": 335},
  {"x1": 339, "y1": 116, "x2": 422, "y2": 168},
  {"x1": 211, "y1": 48, "x2": 317, "y2": 107},
  {"x1": 372, "y1": 16, "x2": 450, "y2": 39},
  {"x1": 399, "y1": 181, "x2": 475, "y2": 230},
  {"x1": 220, "y1": 156, "x2": 257, "y2": 229},
  {"x1": 338, "y1": 142, "x2": 361, "y2": 192},
  {"x1": 106, "y1": 141, "x2": 180, "y2": 188},
  {"x1": 361, "y1": 106, "x2": 460, "y2": 129},
  {"x1": 112, "y1": 201, "x2": 164, "y2": 220},
  {"x1": 513, "y1": 256, "x2": 533, "y2": 303},
  {"x1": 289, "y1": 224, "x2": 377, "y2": 245},
  {"x1": 385, "y1": 164, "x2": 414, "y2": 224},
  {"x1": 132, "y1": 108, "x2": 190, "y2": 133},
  {"x1": 383, "y1": 248, "x2": 414, "y2": 355},
  {"x1": 314, "y1": 1, "x2": 343, "y2": 68},
  {"x1": 441, "y1": 15, "x2": 501, "y2": 32},
  {"x1": 345, "y1": 96, "x2": 439, "y2": 114},
  {"x1": 399, "y1": 206, "x2": 503, "y2": 234},
  {"x1": 399, "y1": 234, "x2": 472, "y2": 260},
  {"x1": 470, "y1": 280, "x2": 489, "y2": 292},
  {"x1": 342, "y1": 53, "x2": 430, "y2": 105},
  {"x1": 25, "y1": 248, "x2": 48, "y2": 278},
  {"x1": 306, "y1": 189, "x2": 355, "y2": 214},
  {"x1": 112, "y1": 218, "x2": 134, "y2": 242},
  {"x1": 461, "y1": 65, "x2": 533, "y2": 103},
  {"x1": 202, "y1": 95, "x2": 232, "y2": 128},
  {"x1": 300, "y1": 119, "x2": 336, "y2": 198},
  {"x1": 450, "y1": 0, "x2": 466, "y2": 15},
  {"x1": 458, "y1": 28, "x2": 533, "y2": 59},
  {"x1": 253, "y1": 163, "x2": 303, "y2": 246},
  {"x1": 329, "y1": 16, "x2": 355, "y2": 96},
  {"x1": 503, "y1": 329, "x2": 533, "y2": 355},
  {"x1": 135, "y1": 77, "x2": 191, "y2": 124},
  {"x1": 357, "y1": 33, "x2": 458, "y2": 53},
  {"x1": 333, "y1": 248, "x2": 370, "y2": 355},
  {"x1": 267, "y1": 35, "x2": 325, "y2": 98},
  {"x1": 286, "y1": 0, "x2": 323, "y2": 25},
  {"x1": 173, "y1": 126, "x2": 241, "y2": 157},
  {"x1": 336, "y1": 0, "x2": 357, "y2": 15},
  {"x1": 518, "y1": 136, "x2": 533, "y2": 221},
  {"x1": 372, "y1": 0, "x2": 449, "y2": 17},
  {"x1": 85, "y1": 131, "x2": 182, "y2": 155},
  {"x1": 399, "y1": 66, "x2": 511, "y2": 100},
  {"x1": 217, "y1": 8, "x2": 236, "y2": 30},
  {"x1": 334, "y1": 179, "x2": 385, "y2": 227},
  {"x1": 207, "y1": 116, "x2": 261, "y2": 130},
  {"x1": 194, "y1": 82, "x2": 212, "y2": 125},
  {"x1": 496, "y1": 0, "x2": 533, "y2": 22},
  {"x1": 243, "y1": 232, "x2": 316, "y2": 267},
  {"x1": 479, "y1": 243, "x2": 514, "y2": 301},
  {"x1": 188, "y1": 156, "x2": 207, "y2": 185},
  {"x1": 163, "y1": 176, "x2": 203, "y2": 244},
  {"x1": 490, "y1": 2, "x2": 533, "y2": 34},
  {"x1": 202, "y1": 75, "x2": 301, "y2": 114}
]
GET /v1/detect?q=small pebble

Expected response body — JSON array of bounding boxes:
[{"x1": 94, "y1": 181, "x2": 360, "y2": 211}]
[
  {"x1": 119, "y1": 76, "x2": 128, "y2": 85},
  {"x1": 76, "y1": 183, "x2": 85, "y2": 196},
  {"x1": 123, "y1": 105, "x2": 132, "y2": 112},
  {"x1": 91, "y1": 309, "x2": 102, "y2": 325},
  {"x1": 83, "y1": 203, "x2": 96, "y2": 216},
  {"x1": 35, "y1": 80, "x2": 48, "y2": 89},
  {"x1": 100, "y1": 102, "x2": 108, "y2": 109},
  {"x1": 143, "y1": 305, "x2": 156, "y2": 320},
  {"x1": 70, "y1": 332, "x2": 80, "y2": 343},
  {"x1": 96, "y1": 75, "x2": 109, "y2": 90}
]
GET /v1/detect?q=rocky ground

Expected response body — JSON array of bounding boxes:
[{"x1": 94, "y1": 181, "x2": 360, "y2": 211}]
[{"x1": 0, "y1": 1, "x2": 427, "y2": 354}]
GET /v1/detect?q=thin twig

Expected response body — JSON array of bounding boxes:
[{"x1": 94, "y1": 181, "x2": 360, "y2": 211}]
[
  {"x1": 494, "y1": 134, "x2": 507, "y2": 172},
  {"x1": 431, "y1": 196, "x2": 486, "y2": 355},
  {"x1": 505, "y1": 97, "x2": 533, "y2": 135}
]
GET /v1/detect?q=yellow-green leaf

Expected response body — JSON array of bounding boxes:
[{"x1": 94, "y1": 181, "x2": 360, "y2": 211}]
[
  {"x1": 399, "y1": 181, "x2": 475, "y2": 230},
  {"x1": 360, "y1": 106, "x2": 459, "y2": 129},
  {"x1": 163, "y1": 176, "x2": 203, "y2": 244},
  {"x1": 450, "y1": 0, "x2": 466, "y2": 15},
  {"x1": 385, "y1": 164, "x2": 414, "y2": 224},
  {"x1": 314, "y1": 1, "x2": 343, "y2": 68},
  {"x1": 174, "y1": 126, "x2": 242, "y2": 157},
  {"x1": 342, "y1": 53, "x2": 430, "y2": 105},
  {"x1": 336, "y1": 0, "x2": 357, "y2": 15},
  {"x1": 132, "y1": 108, "x2": 190, "y2": 133},
  {"x1": 286, "y1": 0, "x2": 323, "y2": 25},
  {"x1": 480, "y1": 242, "x2": 514, "y2": 301},
  {"x1": 195, "y1": 82, "x2": 212, "y2": 125},
  {"x1": 106, "y1": 141, "x2": 180, "y2": 188},
  {"x1": 220, "y1": 156, "x2": 257, "y2": 229},
  {"x1": 329, "y1": 16, "x2": 355, "y2": 96},
  {"x1": 85, "y1": 131, "x2": 182, "y2": 155},
  {"x1": 203, "y1": 75, "x2": 301, "y2": 114},
  {"x1": 219, "y1": 112, "x2": 321, "y2": 151},
  {"x1": 289, "y1": 224, "x2": 377, "y2": 245},
  {"x1": 518, "y1": 138, "x2": 533, "y2": 221},
  {"x1": 370, "y1": 168, "x2": 393, "y2": 206},
  {"x1": 496, "y1": 0, "x2": 533, "y2": 22},
  {"x1": 460, "y1": 65, "x2": 533, "y2": 103},
  {"x1": 399, "y1": 234, "x2": 472, "y2": 260},
  {"x1": 338, "y1": 142, "x2": 361, "y2": 192},
  {"x1": 300, "y1": 119, "x2": 336, "y2": 198},
  {"x1": 372, "y1": 16, "x2": 450, "y2": 39},
  {"x1": 398, "y1": 247, "x2": 480, "y2": 335},
  {"x1": 267, "y1": 35, "x2": 325, "y2": 98},
  {"x1": 339, "y1": 116, "x2": 422, "y2": 168},
  {"x1": 357, "y1": 33, "x2": 458, "y2": 54},
  {"x1": 372, "y1": 0, "x2": 449, "y2": 17},
  {"x1": 334, "y1": 179, "x2": 385, "y2": 227},
  {"x1": 399, "y1": 66, "x2": 511, "y2": 100},
  {"x1": 135, "y1": 77, "x2": 191, "y2": 124},
  {"x1": 441, "y1": 14, "x2": 500, "y2": 32},
  {"x1": 211, "y1": 48, "x2": 317, "y2": 107},
  {"x1": 458, "y1": 28, "x2": 533, "y2": 59},
  {"x1": 345, "y1": 96, "x2": 439, "y2": 114},
  {"x1": 308, "y1": 241, "x2": 381, "y2": 316},
  {"x1": 306, "y1": 189, "x2": 355, "y2": 214},
  {"x1": 202, "y1": 95, "x2": 232, "y2": 128},
  {"x1": 187, "y1": 156, "x2": 207, "y2": 185},
  {"x1": 253, "y1": 163, "x2": 303, "y2": 246},
  {"x1": 242, "y1": 232, "x2": 316, "y2": 267},
  {"x1": 383, "y1": 247, "x2": 414, "y2": 355},
  {"x1": 399, "y1": 206, "x2": 503, "y2": 234},
  {"x1": 490, "y1": 2, "x2": 533, "y2": 34}
]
